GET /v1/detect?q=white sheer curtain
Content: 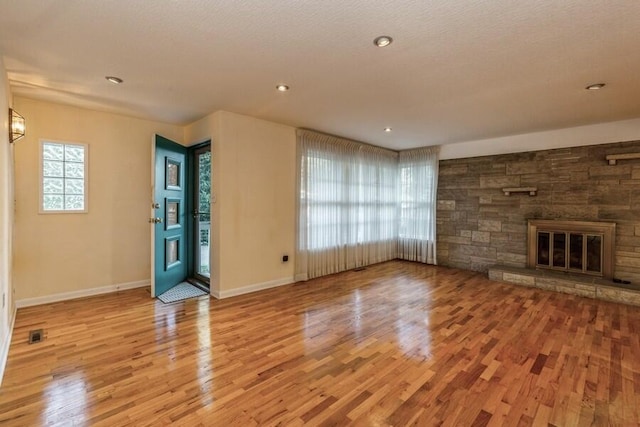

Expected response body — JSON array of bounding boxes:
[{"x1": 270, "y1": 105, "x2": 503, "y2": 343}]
[
  {"x1": 295, "y1": 130, "x2": 398, "y2": 281},
  {"x1": 398, "y1": 147, "x2": 439, "y2": 263}
]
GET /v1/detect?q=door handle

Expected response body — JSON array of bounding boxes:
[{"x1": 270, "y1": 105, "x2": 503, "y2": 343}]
[{"x1": 148, "y1": 217, "x2": 163, "y2": 224}]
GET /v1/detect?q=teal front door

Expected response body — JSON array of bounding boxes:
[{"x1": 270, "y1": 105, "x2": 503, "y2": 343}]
[{"x1": 152, "y1": 134, "x2": 188, "y2": 297}]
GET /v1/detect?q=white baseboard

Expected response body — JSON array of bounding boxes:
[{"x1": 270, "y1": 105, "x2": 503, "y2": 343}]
[
  {"x1": 218, "y1": 276, "x2": 294, "y2": 299},
  {"x1": 0, "y1": 306, "x2": 17, "y2": 386},
  {"x1": 15, "y1": 280, "x2": 149, "y2": 308}
]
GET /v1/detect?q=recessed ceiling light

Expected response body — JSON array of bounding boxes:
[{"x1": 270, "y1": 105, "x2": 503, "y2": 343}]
[
  {"x1": 373, "y1": 36, "x2": 393, "y2": 47},
  {"x1": 105, "y1": 76, "x2": 123, "y2": 84},
  {"x1": 585, "y1": 83, "x2": 605, "y2": 90},
  {"x1": 276, "y1": 84, "x2": 290, "y2": 92},
  {"x1": 384, "y1": 127, "x2": 392, "y2": 132}
]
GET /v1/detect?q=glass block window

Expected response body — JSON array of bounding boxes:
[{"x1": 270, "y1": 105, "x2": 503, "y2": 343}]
[{"x1": 41, "y1": 141, "x2": 88, "y2": 212}]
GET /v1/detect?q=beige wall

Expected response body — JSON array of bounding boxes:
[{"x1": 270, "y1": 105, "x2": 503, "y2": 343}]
[
  {"x1": 12, "y1": 101, "x2": 296, "y2": 301},
  {"x1": 184, "y1": 112, "x2": 222, "y2": 295},
  {"x1": 216, "y1": 112, "x2": 296, "y2": 294},
  {"x1": 185, "y1": 111, "x2": 296, "y2": 296},
  {"x1": 0, "y1": 57, "x2": 15, "y2": 379},
  {"x1": 12, "y1": 98, "x2": 183, "y2": 300}
]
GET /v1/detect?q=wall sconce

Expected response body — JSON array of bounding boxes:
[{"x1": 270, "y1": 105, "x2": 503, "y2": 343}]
[{"x1": 9, "y1": 108, "x2": 25, "y2": 143}]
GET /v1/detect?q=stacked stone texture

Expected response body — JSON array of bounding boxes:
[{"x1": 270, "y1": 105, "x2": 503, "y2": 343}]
[{"x1": 437, "y1": 140, "x2": 640, "y2": 285}]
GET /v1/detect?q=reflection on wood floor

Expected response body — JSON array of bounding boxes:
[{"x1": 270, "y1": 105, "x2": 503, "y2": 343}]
[{"x1": 1, "y1": 260, "x2": 638, "y2": 426}]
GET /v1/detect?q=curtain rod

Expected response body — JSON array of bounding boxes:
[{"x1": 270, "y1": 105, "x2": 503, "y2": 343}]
[
  {"x1": 297, "y1": 128, "x2": 400, "y2": 154},
  {"x1": 297, "y1": 128, "x2": 439, "y2": 155}
]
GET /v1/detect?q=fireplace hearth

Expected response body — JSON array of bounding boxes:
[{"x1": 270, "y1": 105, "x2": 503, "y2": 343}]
[{"x1": 527, "y1": 220, "x2": 616, "y2": 280}]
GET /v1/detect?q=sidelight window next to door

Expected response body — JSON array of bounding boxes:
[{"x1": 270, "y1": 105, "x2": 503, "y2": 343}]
[{"x1": 192, "y1": 145, "x2": 211, "y2": 284}]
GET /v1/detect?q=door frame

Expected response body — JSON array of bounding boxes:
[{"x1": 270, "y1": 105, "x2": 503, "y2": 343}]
[
  {"x1": 187, "y1": 141, "x2": 212, "y2": 286},
  {"x1": 150, "y1": 136, "x2": 157, "y2": 297}
]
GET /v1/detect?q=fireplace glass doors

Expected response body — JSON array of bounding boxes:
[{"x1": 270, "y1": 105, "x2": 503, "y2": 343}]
[
  {"x1": 527, "y1": 220, "x2": 615, "y2": 279},
  {"x1": 536, "y1": 231, "x2": 602, "y2": 274}
]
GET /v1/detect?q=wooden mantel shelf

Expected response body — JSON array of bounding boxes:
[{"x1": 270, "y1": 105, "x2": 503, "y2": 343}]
[
  {"x1": 606, "y1": 153, "x2": 640, "y2": 165},
  {"x1": 502, "y1": 187, "x2": 537, "y2": 196}
]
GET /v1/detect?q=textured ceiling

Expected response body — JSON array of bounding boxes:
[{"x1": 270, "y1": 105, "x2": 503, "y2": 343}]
[{"x1": 1, "y1": 0, "x2": 639, "y2": 150}]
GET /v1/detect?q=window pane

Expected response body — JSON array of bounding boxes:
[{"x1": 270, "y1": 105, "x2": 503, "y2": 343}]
[
  {"x1": 166, "y1": 238, "x2": 179, "y2": 268},
  {"x1": 65, "y1": 178, "x2": 84, "y2": 195},
  {"x1": 553, "y1": 233, "x2": 566, "y2": 268},
  {"x1": 166, "y1": 160, "x2": 180, "y2": 188},
  {"x1": 43, "y1": 195, "x2": 64, "y2": 211},
  {"x1": 43, "y1": 143, "x2": 64, "y2": 160},
  {"x1": 198, "y1": 151, "x2": 211, "y2": 213},
  {"x1": 65, "y1": 145, "x2": 85, "y2": 162},
  {"x1": 65, "y1": 195, "x2": 85, "y2": 211},
  {"x1": 569, "y1": 234, "x2": 583, "y2": 270},
  {"x1": 43, "y1": 178, "x2": 64, "y2": 194},
  {"x1": 587, "y1": 235, "x2": 602, "y2": 272},
  {"x1": 43, "y1": 160, "x2": 64, "y2": 177},
  {"x1": 537, "y1": 232, "x2": 550, "y2": 265},
  {"x1": 167, "y1": 202, "x2": 178, "y2": 226},
  {"x1": 65, "y1": 162, "x2": 84, "y2": 179},
  {"x1": 41, "y1": 141, "x2": 87, "y2": 212}
]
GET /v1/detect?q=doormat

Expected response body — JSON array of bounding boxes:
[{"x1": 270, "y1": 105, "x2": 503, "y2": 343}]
[{"x1": 158, "y1": 282, "x2": 208, "y2": 304}]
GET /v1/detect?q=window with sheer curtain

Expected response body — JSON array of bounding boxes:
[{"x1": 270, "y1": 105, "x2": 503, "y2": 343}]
[
  {"x1": 398, "y1": 147, "x2": 439, "y2": 263},
  {"x1": 295, "y1": 130, "x2": 438, "y2": 281}
]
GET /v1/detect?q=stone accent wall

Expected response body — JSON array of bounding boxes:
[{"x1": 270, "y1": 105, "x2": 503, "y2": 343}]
[{"x1": 437, "y1": 140, "x2": 640, "y2": 284}]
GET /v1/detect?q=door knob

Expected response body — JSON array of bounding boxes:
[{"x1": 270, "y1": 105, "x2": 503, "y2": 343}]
[{"x1": 148, "y1": 217, "x2": 163, "y2": 224}]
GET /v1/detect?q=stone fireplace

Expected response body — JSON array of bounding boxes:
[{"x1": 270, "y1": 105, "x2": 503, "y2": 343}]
[
  {"x1": 527, "y1": 220, "x2": 616, "y2": 280},
  {"x1": 438, "y1": 139, "x2": 640, "y2": 305}
]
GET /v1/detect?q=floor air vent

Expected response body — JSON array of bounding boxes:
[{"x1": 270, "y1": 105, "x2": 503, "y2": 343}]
[{"x1": 28, "y1": 329, "x2": 44, "y2": 344}]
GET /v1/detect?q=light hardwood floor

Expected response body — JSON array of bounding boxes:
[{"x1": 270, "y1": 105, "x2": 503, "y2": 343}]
[{"x1": 1, "y1": 261, "x2": 638, "y2": 426}]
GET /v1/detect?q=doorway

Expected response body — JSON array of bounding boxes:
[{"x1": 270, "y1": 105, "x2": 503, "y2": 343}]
[
  {"x1": 151, "y1": 135, "x2": 211, "y2": 298},
  {"x1": 190, "y1": 142, "x2": 211, "y2": 288}
]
